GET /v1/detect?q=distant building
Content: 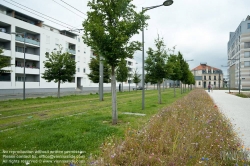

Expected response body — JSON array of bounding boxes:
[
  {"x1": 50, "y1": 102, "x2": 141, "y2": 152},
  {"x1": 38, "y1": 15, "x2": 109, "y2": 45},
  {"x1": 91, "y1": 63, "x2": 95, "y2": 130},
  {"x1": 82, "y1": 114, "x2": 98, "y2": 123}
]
[
  {"x1": 227, "y1": 15, "x2": 250, "y2": 90},
  {"x1": 192, "y1": 63, "x2": 223, "y2": 88}
]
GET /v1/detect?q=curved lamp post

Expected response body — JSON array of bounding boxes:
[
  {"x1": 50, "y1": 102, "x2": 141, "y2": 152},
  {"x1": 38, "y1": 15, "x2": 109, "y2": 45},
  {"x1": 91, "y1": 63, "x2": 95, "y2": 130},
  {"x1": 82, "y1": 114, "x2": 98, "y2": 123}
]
[{"x1": 142, "y1": 0, "x2": 174, "y2": 110}]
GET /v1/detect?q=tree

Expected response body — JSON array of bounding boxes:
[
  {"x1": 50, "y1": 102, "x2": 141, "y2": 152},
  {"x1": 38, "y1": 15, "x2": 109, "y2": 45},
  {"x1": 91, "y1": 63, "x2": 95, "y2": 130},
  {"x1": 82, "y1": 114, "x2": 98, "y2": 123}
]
[
  {"x1": 168, "y1": 54, "x2": 182, "y2": 97},
  {"x1": 116, "y1": 59, "x2": 129, "y2": 92},
  {"x1": 82, "y1": 0, "x2": 149, "y2": 124},
  {"x1": 42, "y1": 46, "x2": 76, "y2": 98},
  {"x1": 145, "y1": 35, "x2": 172, "y2": 104},
  {"x1": 0, "y1": 48, "x2": 11, "y2": 74},
  {"x1": 133, "y1": 68, "x2": 141, "y2": 89},
  {"x1": 177, "y1": 52, "x2": 187, "y2": 94},
  {"x1": 88, "y1": 55, "x2": 111, "y2": 83}
]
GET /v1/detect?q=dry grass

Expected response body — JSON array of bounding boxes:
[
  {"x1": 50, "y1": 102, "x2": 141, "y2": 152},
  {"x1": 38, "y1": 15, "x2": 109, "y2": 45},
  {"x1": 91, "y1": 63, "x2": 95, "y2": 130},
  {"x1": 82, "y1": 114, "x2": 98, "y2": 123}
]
[{"x1": 89, "y1": 89, "x2": 249, "y2": 165}]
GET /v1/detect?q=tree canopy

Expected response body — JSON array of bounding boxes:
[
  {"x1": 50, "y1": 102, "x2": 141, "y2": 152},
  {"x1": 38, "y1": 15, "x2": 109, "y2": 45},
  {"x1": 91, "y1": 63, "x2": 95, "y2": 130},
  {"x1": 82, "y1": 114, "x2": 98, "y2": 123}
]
[
  {"x1": 145, "y1": 35, "x2": 172, "y2": 103},
  {"x1": 0, "y1": 48, "x2": 11, "y2": 74},
  {"x1": 88, "y1": 55, "x2": 111, "y2": 83},
  {"x1": 82, "y1": 0, "x2": 149, "y2": 124},
  {"x1": 133, "y1": 68, "x2": 141, "y2": 88},
  {"x1": 42, "y1": 46, "x2": 76, "y2": 98}
]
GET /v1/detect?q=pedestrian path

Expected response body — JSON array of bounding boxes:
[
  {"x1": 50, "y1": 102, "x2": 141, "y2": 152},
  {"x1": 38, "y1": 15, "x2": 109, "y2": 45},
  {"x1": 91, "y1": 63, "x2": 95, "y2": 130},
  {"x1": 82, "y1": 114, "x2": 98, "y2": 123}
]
[{"x1": 207, "y1": 90, "x2": 250, "y2": 149}]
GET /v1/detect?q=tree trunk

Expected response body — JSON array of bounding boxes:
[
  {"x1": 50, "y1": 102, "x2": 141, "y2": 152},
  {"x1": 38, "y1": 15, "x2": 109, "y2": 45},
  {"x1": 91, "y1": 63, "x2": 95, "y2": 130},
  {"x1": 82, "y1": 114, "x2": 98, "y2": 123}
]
[
  {"x1": 180, "y1": 82, "x2": 182, "y2": 94},
  {"x1": 57, "y1": 81, "x2": 60, "y2": 98},
  {"x1": 174, "y1": 80, "x2": 176, "y2": 97},
  {"x1": 158, "y1": 81, "x2": 162, "y2": 104},
  {"x1": 111, "y1": 66, "x2": 118, "y2": 124}
]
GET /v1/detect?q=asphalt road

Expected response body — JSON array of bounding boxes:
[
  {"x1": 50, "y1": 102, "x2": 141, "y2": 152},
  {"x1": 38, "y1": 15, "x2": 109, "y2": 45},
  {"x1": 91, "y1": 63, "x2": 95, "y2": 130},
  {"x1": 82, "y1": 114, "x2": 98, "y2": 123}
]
[{"x1": 207, "y1": 90, "x2": 250, "y2": 149}]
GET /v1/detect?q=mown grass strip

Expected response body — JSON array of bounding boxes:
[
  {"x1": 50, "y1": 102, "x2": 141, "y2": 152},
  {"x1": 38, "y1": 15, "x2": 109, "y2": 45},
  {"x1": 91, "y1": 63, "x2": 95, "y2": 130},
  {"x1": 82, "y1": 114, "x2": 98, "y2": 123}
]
[{"x1": 0, "y1": 88, "x2": 187, "y2": 165}]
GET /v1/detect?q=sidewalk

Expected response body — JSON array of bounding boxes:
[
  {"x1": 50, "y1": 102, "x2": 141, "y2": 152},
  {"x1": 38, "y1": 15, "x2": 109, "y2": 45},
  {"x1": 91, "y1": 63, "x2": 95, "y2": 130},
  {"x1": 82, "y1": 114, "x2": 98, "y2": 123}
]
[{"x1": 207, "y1": 90, "x2": 250, "y2": 149}]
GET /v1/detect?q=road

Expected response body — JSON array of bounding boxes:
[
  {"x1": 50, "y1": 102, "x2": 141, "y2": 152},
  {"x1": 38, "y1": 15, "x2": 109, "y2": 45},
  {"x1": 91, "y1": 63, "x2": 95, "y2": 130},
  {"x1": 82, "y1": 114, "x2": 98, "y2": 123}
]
[{"x1": 207, "y1": 90, "x2": 250, "y2": 149}]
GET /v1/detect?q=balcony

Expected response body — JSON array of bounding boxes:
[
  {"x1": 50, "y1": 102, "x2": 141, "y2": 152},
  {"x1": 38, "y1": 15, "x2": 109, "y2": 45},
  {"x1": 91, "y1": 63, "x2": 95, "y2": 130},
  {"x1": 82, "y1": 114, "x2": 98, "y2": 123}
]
[
  {"x1": 0, "y1": 31, "x2": 11, "y2": 41},
  {"x1": 15, "y1": 35, "x2": 40, "y2": 46},
  {"x1": 15, "y1": 52, "x2": 39, "y2": 61},
  {"x1": 67, "y1": 48, "x2": 76, "y2": 55},
  {"x1": 15, "y1": 66, "x2": 39, "y2": 75},
  {"x1": 2, "y1": 49, "x2": 11, "y2": 56}
]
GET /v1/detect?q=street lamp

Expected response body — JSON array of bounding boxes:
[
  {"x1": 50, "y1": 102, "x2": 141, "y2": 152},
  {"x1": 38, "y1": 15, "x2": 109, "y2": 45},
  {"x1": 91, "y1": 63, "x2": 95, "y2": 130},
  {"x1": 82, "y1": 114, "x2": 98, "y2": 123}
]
[
  {"x1": 228, "y1": 58, "x2": 241, "y2": 94},
  {"x1": 11, "y1": 32, "x2": 26, "y2": 100},
  {"x1": 221, "y1": 65, "x2": 230, "y2": 93},
  {"x1": 142, "y1": 0, "x2": 174, "y2": 110}
]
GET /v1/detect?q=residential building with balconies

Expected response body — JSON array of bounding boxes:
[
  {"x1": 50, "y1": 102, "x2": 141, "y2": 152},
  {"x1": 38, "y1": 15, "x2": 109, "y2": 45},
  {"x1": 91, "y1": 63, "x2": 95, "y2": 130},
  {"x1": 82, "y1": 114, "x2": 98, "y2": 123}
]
[
  {"x1": 227, "y1": 15, "x2": 250, "y2": 90},
  {"x1": 0, "y1": 4, "x2": 137, "y2": 94},
  {"x1": 192, "y1": 63, "x2": 223, "y2": 89}
]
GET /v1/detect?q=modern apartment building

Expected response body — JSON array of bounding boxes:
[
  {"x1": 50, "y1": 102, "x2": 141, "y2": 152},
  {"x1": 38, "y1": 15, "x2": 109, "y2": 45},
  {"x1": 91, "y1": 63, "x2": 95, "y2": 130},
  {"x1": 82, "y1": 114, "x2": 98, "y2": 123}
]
[
  {"x1": 192, "y1": 63, "x2": 223, "y2": 89},
  {"x1": 0, "y1": 4, "x2": 136, "y2": 94},
  {"x1": 227, "y1": 15, "x2": 250, "y2": 90}
]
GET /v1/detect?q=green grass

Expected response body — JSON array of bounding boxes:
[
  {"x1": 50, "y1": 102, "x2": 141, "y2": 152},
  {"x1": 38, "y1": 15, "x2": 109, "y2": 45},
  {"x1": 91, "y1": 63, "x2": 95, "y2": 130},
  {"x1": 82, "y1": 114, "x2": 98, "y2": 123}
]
[
  {"x1": 0, "y1": 88, "x2": 186, "y2": 165},
  {"x1": 235, "y1": 93, "x2": 250, "y2": 98}
]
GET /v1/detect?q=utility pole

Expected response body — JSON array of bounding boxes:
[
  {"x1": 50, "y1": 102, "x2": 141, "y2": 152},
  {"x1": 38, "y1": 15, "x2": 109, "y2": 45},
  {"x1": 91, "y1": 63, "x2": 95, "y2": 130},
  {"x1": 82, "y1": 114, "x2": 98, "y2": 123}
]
[{"x1": 99, "y1": 56, "x2": 103, "y2": 101}]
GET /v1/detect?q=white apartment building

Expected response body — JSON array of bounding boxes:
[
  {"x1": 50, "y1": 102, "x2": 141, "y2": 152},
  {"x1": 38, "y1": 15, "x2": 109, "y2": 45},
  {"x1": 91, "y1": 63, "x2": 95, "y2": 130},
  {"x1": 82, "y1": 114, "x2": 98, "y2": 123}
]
[
  {"x1": 227, "y1": 15, "x2": 250, "y2": 90},
  {"x1": 0, "y1": 4, "x2": 137, "y2": 94},
  {"x1": 192, "y1": 63, "x2": 223, "y2": 89}
]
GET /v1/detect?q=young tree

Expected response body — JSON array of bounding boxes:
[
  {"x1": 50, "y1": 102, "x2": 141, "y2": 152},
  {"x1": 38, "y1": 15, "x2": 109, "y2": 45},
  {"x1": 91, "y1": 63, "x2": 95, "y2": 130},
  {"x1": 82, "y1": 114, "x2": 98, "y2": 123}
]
[
  {"x1": 0, "y1": 48, "x2": 11, "y2": 74},
  {"x1": 116, "y1": 59, "x2": 129, "y2": 92},
  {"x1": 145, "y1": 35, "x2": 172, "y2": 104},
  {"x1": 82, "y1": 0, "x2": 149, "y2": 124},
  {"x1": 168, "y1": 54, "x2": 182, "y2": 97},
  {"x1": 88, "y1": 55, "x2": 111, "y2": 83},
  {"x1": 42, "y1": 46, "x2": 76, "y2": 98},
  {"x1": 177, "y1": 52, "x2": 186, "y2": 94},
  {"x1": 133, "y1": 68, "x2": 141, "y2": 90}
]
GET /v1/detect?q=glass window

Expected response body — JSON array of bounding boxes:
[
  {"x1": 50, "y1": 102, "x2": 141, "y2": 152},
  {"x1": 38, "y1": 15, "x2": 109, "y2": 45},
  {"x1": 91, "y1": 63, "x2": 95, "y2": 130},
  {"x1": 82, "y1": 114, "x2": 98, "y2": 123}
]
[
  {"x1": 244, "y1": 61, "x2": 250, "y2": 67},
  {"x1": 244, "y1": 42, "x2": 250, "y2": 48},
  {"x1": 214, "y1": 76, "x2": 216, "y2": 80},
  {"x1": 204, "y1": 76, "x2": 206, "y2": 80},
  {"x1": 248, "y1": 23, "x2": 250, "y2": 29},
  {"x1": 244, "y1": 52, "x2": 250, "y2": 58},
  {"x1": 209, "y1": 76, "x2": 211, "y2": 80},
  {"x1": 199, "y1": 82, "x2": 201, "y2": 85},
  {"x1": 214, "y1": 82, "x2": 216, "y2": 85},
  {"x1": 83, "y1": 68, "x2": 85, "y2": 73},
  {"x1": 77, "y1": 68, "x2": 80, "y2": 72}
]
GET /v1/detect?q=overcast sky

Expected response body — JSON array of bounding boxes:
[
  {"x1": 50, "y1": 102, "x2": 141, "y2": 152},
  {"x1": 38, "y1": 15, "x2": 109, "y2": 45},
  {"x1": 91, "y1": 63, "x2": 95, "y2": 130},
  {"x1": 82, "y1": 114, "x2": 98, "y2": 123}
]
[{"x1": 2, "y1": 0, "x2": 250, "y2": 76}]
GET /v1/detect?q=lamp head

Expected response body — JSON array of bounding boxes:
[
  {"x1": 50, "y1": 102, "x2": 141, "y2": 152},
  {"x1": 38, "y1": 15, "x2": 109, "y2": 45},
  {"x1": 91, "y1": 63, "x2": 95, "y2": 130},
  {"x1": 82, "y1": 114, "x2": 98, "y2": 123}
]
[{"x1": 163, "y1": 0, "x2": 174, "y2": 6}]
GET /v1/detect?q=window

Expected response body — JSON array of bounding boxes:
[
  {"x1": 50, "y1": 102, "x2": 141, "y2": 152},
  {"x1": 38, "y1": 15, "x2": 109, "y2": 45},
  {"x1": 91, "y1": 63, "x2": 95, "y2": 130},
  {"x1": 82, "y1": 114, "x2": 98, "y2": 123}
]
[
  {"x1": 209, "y1": 76, "x2": 211, "y2": 80},
  {"x1": 214, "y1": 76, "x2": 216, "y2": 80},
  {"x1": 83, "y1": 68, "x2": 85, "y2": 73},
  {"x1": 77, "y1": 68, "x2": 80, "y2": 72},
  {"x1": 0, "y1": 73, "x2": 11, "y2": 81},
  {"x1": 214, "y1": 82, "x2": 216, "y2": 86},
  {"x1": 244, "y1": 42, "x2": 250, "y2": 48},
  {"x1": 244, "y1": 61, "x2": 250, "y2": 67},
  {"x1": 78, "y1": 38, "x2": 80, "y2": 42},
  {"x1": 244, "y1": 52, "x2": 250, "y2": 58},
  {"x1": 198, "y1": 82, "x2": 201, "y2": 85},
  {"x1": 204, "y1": 76, "x2": 206, "y2": 80},
  {"x1": 16, "y1": 46, "x2": 24, "y2": 53},
  {"x1": 248, "y1": 23, "x2": 250, "y2": 29}
]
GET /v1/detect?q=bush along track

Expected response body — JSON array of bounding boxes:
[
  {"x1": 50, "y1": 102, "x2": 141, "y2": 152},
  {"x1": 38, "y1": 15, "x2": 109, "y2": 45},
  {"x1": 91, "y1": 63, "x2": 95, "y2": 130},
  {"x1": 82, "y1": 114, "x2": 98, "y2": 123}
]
[{"x1": 90, "y1": 89, "x2": 250, "y2": 166}]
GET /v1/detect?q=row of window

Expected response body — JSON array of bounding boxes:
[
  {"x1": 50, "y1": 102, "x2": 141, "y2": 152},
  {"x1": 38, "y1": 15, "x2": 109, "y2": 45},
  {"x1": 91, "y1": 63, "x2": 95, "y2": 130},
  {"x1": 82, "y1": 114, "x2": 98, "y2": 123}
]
[
  {"x1": 204, "y1": 76, "x2": 221, "y2": 80},
  {"x1": 197, "y1": 82, "x2": 217, "y2": 86}
]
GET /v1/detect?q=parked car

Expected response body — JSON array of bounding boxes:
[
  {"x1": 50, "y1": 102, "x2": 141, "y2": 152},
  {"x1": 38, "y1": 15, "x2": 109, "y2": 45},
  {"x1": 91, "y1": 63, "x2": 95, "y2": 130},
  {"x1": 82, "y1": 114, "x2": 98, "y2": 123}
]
[{"x1": 133, "y1": 86, "x2": 144, "y2": 90}]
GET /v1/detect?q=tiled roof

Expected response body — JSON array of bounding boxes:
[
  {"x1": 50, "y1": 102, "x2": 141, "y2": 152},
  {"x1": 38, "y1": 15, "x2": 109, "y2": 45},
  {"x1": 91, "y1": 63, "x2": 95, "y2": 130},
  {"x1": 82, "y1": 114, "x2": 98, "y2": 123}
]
[{"x1": 191, "y1": 64, "x2": 220, "y2": 71}]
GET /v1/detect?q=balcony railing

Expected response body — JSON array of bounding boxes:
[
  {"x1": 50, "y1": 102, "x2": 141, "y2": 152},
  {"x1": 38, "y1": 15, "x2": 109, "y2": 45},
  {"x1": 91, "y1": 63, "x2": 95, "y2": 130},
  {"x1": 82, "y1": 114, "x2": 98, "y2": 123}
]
[
  {"x1": 15, "y1": 35, "x2": 40, "y2": 46},
  {"x1": 67, "y1": 48, "x2": 76, "y2": 54}
]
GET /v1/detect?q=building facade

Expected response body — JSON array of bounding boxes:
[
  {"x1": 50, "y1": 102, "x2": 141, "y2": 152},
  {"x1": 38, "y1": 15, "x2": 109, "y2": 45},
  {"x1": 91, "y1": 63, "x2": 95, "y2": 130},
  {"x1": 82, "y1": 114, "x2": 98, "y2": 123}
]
[
  {"x1": 192, "y1": 63, "x2": 223, "y2": 89},
  {"x1": 227, "y1": 15, "x2": 250, "y2": 90},
  {"x1": 0, "y1": 4, "x2": 136, "y2": 94}
]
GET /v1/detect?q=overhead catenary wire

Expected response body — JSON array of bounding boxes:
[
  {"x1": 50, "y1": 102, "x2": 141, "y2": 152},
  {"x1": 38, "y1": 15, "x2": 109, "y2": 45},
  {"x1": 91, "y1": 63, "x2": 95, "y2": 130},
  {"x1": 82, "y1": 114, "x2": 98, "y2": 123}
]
[
  {"x1": 6, "y1": 0, "x2": 79, "y2": 30},
  {"x1": 2, "y1": 0, "x2": 73, "y2": 29},
  {"x1": 59, "y1": 0, "x2": 87, "y2": 16},
  {"x1": 52, "y1": 0, "x2": 86, "y2": 19}
]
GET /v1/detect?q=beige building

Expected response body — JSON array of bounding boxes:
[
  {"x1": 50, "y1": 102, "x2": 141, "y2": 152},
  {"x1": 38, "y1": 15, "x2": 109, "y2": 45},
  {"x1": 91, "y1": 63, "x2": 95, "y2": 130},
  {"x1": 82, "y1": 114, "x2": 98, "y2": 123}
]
[
  {"x1": 227, "y1": 15, "x2": 250, "y2": 90},
  {"x1": 192, "y1": 63, "x2": 223, "y2": 89}
]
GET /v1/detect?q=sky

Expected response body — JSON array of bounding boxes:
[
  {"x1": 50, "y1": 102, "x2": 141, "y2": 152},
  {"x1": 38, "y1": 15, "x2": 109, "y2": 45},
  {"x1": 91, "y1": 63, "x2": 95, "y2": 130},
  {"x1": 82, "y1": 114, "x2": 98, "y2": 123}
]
[{"x1": 1, "y1": 0, "x2": 250, "y2": 77}]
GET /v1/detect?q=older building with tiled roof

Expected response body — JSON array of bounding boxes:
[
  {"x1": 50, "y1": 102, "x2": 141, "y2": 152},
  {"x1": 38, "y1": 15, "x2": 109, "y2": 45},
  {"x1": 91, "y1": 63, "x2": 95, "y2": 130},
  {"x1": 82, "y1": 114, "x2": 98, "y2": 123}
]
[{"x1": 191, "y1": 63, "x2": 223, "y2": 88}]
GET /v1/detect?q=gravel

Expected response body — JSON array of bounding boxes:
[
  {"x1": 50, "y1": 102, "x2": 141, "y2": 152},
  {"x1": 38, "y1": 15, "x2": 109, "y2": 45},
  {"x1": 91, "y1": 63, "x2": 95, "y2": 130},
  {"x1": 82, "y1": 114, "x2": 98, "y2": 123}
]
[{"x1": 207, "y1": 90, "x2": 250, "y2": 149}]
